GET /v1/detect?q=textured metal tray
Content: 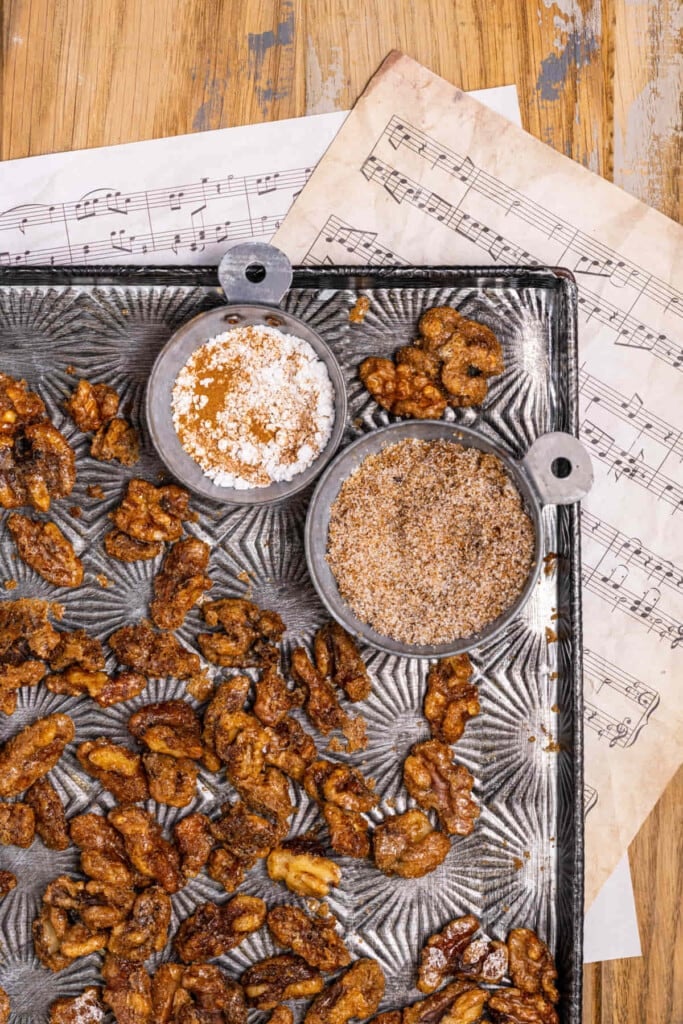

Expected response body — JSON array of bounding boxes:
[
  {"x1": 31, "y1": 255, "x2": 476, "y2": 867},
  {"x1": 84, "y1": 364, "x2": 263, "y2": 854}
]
[{"x1": 0, "y1": 264, "x2": 583, "y2": 1024}]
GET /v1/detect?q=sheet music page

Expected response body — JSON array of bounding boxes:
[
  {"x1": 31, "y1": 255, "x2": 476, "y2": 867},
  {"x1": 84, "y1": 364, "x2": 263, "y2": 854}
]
[{"x1": 273, "y1": 51, "x2": 683, "y2": 909}]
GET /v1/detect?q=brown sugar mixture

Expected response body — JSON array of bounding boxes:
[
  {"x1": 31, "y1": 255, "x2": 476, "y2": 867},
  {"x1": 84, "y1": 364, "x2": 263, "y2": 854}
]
[{"x1": 326, "y1": 439, "x2": 535, "y2": 645}]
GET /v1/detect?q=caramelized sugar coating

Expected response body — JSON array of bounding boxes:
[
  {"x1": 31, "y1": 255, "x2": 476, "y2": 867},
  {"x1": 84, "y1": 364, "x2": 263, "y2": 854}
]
[
  {"x1": 403, "y1": 740, "x2": 479, "y2": 836},
  {"x1": 129, "y1": 699, "x2": 204, "y2": 758},
  {"x1": 64, "y1": 379, "x2": 119, "y2": 432},
  {"x1": 107, "y1": 805, "x2": 184, "y2": 894},
  {"x1": 253, "y1": 664, "x2": 304, "y2": 727},
  {"x1": 77, "y1": 739, "x2": 149, "y2": 803},
  {"x1": 425, "y1": 655, "x2": 480, "y2": 744},
  {"x1": 104, "y1": 529, "x2": 162, "y2": 563},
  {"x1": 49, "y1": 986, "x2": 104, "y2": 1024},
  {"x1": 313, "y1": 622, "x2": 371, "y2": 702},
  {"x1": 25, "y1": 777, "x2": 70, "y2": 850},
  {"x1": 174, "y1": 812, "x2": 214, "y2": 878},
  {"x1": 303, "y1": 959, "x2": 385, "y2": 1024},
  {"x1": 359, "y1": 357, "x2": 447, "y2": 420},
  {"x1": 373, "y1": 810, "x2": 450, "y2": 878},
  {"x1": 0, "y1": 989, "x2": 8, "y2": 1024},
  {"x1": 395, "y1": 345, "x2": 442, "y2": 379},
  {"x1": 109, "y1": 620, "x2": 200, "y2": 679},
  {"x1": 174, "y1": 895, "x2": 267, "y2": 962},
  {"x1": 48, "y1": 667, "x2": 148, "y2": 707},
  {"x1": 488, "y1": 989, "x2": 559, "y2": 1024},
  {"x1": 267, "y1": 904, "x2": 351, "y2": 972},
  {"x1": 403, "y1": 979, "x2": 480, "y2": 1024},
  {"x1": 198, "y1": 598, "x2": 284, "y2": 668},
  {"x1": 107, "y1": 886, "x2": 172, "y2": 961},
  {"x1": 303, "y1": 759, "x2": 377, "y2": 812},
  {"x1": 290, "y1": 648, "x2": 353, "y2": 737},
  {"x1": 153, "y1": 963, "x2": 247, "y2": 1024},
  {"x1": 264, "y1": 716, "x2": 317, "y2": 782},
  {"x1": 211, "y1": 801, "x2": 286, "y2": 873},
  {"x1": 69, "y1": 813, "x2": 143, "y2": 888},
  {"x1": 230, "y1": 764, "x2": 293, "y2": 827},
  {"x1": 150, "y1": 537, "x2": 212, "y2": 630},
  {"x1": 0, "y1": 801, "x2": 35, "y2": 847},
  {"x1": 101, "y1": 954, "x2": 153, "y2": 1024},
  {"x1": 270, "y1": 1007, "x2": 295, "y2": 1024},
  {"x1": 0, "y1": 421, "x2": 76, "y2": 512},
  {"x1": 0, "y1": 870, "x2": 17, "y2": 898},
  {"x1": 418, "y1": 307, "x2": 504, "y2": 407},
  {"x1": 0, "y1": 373, "x2": 47, "y2": 437},
  {"x1": 143, "y1": 752, "x2": 198, "y2": 807},
  {"x1": 323, "y1": 804, "x2": 370, "y2": 859},
  {"x1": 7, "y1": 514, "x2": 84, "y2": 588},
  {"x1": 0, "y1": 713, "x2": 74, "y2": 798},
  {"x1": 266, "y1": 835, "x2": 341, "y2": 898},
  {"x1": 202, "y1": 675, "x2": 251, "y2": 770},
  {"x1": 49, "y1": 629, "x2": 105, "y2": 671},
  {"x1": 0, "y1": 599, "x2": 60, "y2": 713},
  {"x1": 33, "y1": 875, "x2": 114, "y2": 971},
  {"x1": 91, "y1": 418, "x2": 140, "y2": 465},
  {"x1": 507, "y1": 929, "x2": 559, "y2": 1003},
  {"x1": 418, "y1": 915, "x2": 508, "y2": 993},
  {"x1": 242, "y1": 954, "x2": 324, "y2": 1009},
  {"x1": 112, "y1": 479, "x2": 196, "y2": 543}
]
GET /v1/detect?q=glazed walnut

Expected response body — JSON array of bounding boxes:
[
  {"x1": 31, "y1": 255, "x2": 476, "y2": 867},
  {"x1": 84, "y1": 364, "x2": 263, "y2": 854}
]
[
  {"x1": 487, "y1": 989, "x2": 559, "y2": 1024},
  {"x1": 264, "y1": 716, "x2": 317, "y2": 782},
  {"x1": 65, "y1": 379, "x2": 119, "y2": 432},
  {"x1": 211, "y1": 801, "x2": 285, "y2": 875},
  {"x1": 174, "y1": 895, "x2": 267, "y2": 962},
  {"x1": 0, "y1": 599, "x2": 61, "y2": 714},
  {"x1": 0, "y1": 989, "x2": 8, "y2": 1024},
  {"x1": 230, "y1": 764, "x2": 293, "y2": 826},
  {"x1": 0, "y1": 713, "x2": 74, "y2": 798},
  {"x1": 25, "y1": 777, "x2": 70, "y2": 850},
  {"x1": 267, "y1": 904, "x2": 351, "y2": 972},
  {"x1": 202, "y1": 675, "x2": 251, "y2": 770},
  {"x1": 359, "y1": 357, "x2": 447, "y2": 419},
  {"x1": 0, "y1": 421, "x2": 76, "y2": 512},
  {"x1": 424, "y1": 655, "x2": 480, "y2": 744},
  {"x1": 242, "y1": 955, "x2": 324, "y2": 1009},
  {"x1": 129, "y1": 700, "x2": 204, "y2": 758},
  {"x1": 69, "y1": 813, "x2": 143, "y2": 888},
  {"x1": 266, "y1": 836, "x2": 341, "y2": 898},
  {"x1": 314, "y1": 622, "x2": 371, "y2": 702},
  {"x1": 174, "y1": 812, "x2": 214, "y2": 878},
  {"x1": 323, "y1": 804, "x2": 370, "y2": 859},
  {"x1": 104, "y1": 529, "x2": 162, "y2": 563},
  {"x1": 107, "y1": 886, "x2": 172, "y2": 961},
  {"x1": 77, "y1": 739, "x2": 149, "y2": 803},
  {"x1": 270, "y1": 1007, "x2": 295, "y2": 1024},
  {"x1": 111, "y1": 478, "x2": 196, "y2": 544},
  {"x1": 49, "y1": 986, "x2": 104, "y2": 1024},
  {"x1": 143, "y1": 752, "x2": 198, "y2": 807},
  {"x1": 417, "y1": 306, "x2": 505, "y2": 407},
  {"x1": 290, "y1": 648, "x2": 355, "y2": 737},
  {"x1": 152, "y1": 963, "x2": 247, "y2": 1024},
  {"x1": 108, "y1": 804, "x2": 184, "y2": 894},
  {"x1": 0, "y1": 801, "x2": 35, "y2": 846},
  {"x1": 49, "y1": 629, "x2": 104, "y2": 671},
  {"x1": 0, "y1": 373, "x2": 46, "y2": 436},
  {"x1": 303, "y1": 760, "x2": 377, "y2": 812},
  {"x1": 303, "y1": 959, "x2": 385, "y2": 1024},
  {"x1": 109, "y1": 620, "x2": 200, "y2": 679},
  {"x1": 91, "y1": 418, "x2": 140, "y2": 466},
  {"x1": 507, "y1": 929, "x2": 559, "y2": 1003},
  {"x1": 101, "y1": 954, "x2": 153, "y2": 1024},
  {"x1": 150, "y1": 537, "x2": 212, "y2": 630},
  {"x1": 33, "y1": 876, "x2": 112, "y2": 971},
  {"x1": 418, "y1": 916, "x2": 508, "y2": 993},
  {"x1": 403, "y1": 980, "x2": 481, "y2": 1024},
  {"x1": 253, "y1": 664, "x2": 304, "y2": 727},
  {"x1": 48, "y1": 667, "x2": 148, "y2": 706},
  {"x1": 0, "y1": 871, "x2": 17, "y2": 898},
  {"x1": 403, "y1": 740, "x2": 479, "y2": 836},
  {"x1": 373, "y1": 810, "x2": 450, "y2": 878},
  {"x1": 7, "y1": 514, "x2": 84, "y2": 588},
  {"x1": 198, "y1": 598, "x2": 284, "y2": 668}
]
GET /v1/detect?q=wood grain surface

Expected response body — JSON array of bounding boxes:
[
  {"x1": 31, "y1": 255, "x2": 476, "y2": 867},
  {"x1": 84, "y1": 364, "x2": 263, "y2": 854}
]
[{"x1": 1, "y1": 1, "x2": 681, "y2": 1021}]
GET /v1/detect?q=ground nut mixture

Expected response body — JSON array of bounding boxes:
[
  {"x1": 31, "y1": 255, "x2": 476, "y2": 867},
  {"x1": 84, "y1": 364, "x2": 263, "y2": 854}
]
[
  {"x1": 172, "y1": 325, "x2": 334, "y2": 489},
  {"x1": 327, "y1": 439, "x2": 535, "y2": 645}
]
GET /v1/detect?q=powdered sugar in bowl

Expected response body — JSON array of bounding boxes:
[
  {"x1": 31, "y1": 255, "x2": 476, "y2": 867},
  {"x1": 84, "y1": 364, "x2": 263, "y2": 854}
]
[{"x1": 146, "y1": 243, "x2": 347, "y2": 505}]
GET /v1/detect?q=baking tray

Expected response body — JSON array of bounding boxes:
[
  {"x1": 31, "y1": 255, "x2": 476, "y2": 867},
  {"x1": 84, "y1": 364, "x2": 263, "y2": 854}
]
[{"x1": 0, "y1": 264, "x2": 583, "y2": 1024}]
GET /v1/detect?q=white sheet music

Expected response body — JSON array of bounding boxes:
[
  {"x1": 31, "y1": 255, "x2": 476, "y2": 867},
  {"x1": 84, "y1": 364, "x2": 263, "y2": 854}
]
[{"x1": 273, "y1": 52, "x2": 683, "y2": 910}]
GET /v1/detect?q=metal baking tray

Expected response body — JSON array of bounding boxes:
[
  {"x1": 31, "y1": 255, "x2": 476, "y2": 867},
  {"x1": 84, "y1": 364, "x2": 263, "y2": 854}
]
[{"x1": 0, "y1": 264, "x2": 583, "y2": 1024}]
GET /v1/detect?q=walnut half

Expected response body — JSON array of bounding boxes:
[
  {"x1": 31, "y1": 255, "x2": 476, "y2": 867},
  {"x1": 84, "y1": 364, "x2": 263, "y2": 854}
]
[{"x1": 267, "y1": 836, "x2": 341, "y2": 898}]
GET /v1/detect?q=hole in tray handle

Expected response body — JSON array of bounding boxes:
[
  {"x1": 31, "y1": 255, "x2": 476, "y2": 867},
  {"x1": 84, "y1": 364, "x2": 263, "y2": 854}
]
[
  {"x1": 217, "y1": 242, "x2": 293, "y2": 307},
  {"x1": 521, "y1": 432, "x2": 593, "y2": 505}
]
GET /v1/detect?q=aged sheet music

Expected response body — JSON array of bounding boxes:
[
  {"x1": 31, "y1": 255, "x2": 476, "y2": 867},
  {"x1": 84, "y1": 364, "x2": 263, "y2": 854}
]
[{"x1": 274, "y1": 52, "x2": 683, "y2": 908}]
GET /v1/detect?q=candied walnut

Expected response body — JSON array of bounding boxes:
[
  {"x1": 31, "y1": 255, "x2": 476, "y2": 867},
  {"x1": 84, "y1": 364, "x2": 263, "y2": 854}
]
[
  {"x1": 0, "y1": 801, "x2": 35, "y2": 846},
  {"x1": 186, "y1": 669, "x2": 213, "y2": 702},
  {"x1": 143, "y1": 752, "x2": 198, "y2": 807},
  {"x1": 0, "y1": 373, "x2": 46, "y2": 437},
  {"x1": 0, "y1": 421, "x2": 76, "y2": 512},
  {"x1": 268, "y1": 904, "x2": 351, "y2": 972},
  {"x1": 65, "y1": 379, "x2": 119, "y2": 432},
  {"x1": 270, "y1": 1008, "x2": 295, "y2": 1024},
  {"x1": 359, "y1": 357, "x2": 447, "y2": 419},
  {"x1": 112, "y1": 478, "x2": 195, "y2": 543},
  {"x1": 267, "y1": 836, "x2": 341, "y2": 898},
  {"x1": 104, "y1": 529, "x2": 162, "y2": 563},
  {"x1": 70, "y1": 813, "x2": 142, "y2": 888},
  {"x1": 254, "y1": 663, "x2": 304, "y2": 726},
  {"x1": 403, "y1": 980, "x2": 482, "y2": 1024},
  {"x1": 198, "y1": 598, "x2": 284, "y2": 668},
  {"x1": 107, "y1": 886, "x2": 172, "y2": 961},
  {"x1": 91, "y1": 417, "x2": 140, "y2": 465},
  {"x1": 373, "y1": 809, "x2": 450, "y2": 878},
  {"x1": 109, "y1": 620, "x2": 200, "y2": 679},
  {"x1": 418, "y1": 307, "x2": 465, "y2": 348},
  {"x1": 174, "y1": 895, "x2": 267, "y2": 962},
  {"x1": 50, "y1": 668, "x2": 148, "y2": 707},
  {"x1": 418, "y1": 915, "x2": 508, "y2": 993},
  {"x1": 404, "y1": 740, "x2": 479, "y2": 836},
  {"x1": 314, "y1": 623, "x2": 371, "y2": 701},
  {"x1": 37, "y1": 874, "x2": 134, "y2": 936},
  {"x1": 395, "y1": 345, "x2": 442, "y2": 379},
  {"x1": 304, "y1": 760, "x2": 377, "y2": 812},
  {"x1": 207, "y1": 846, "x2": 247, "y2": 892},
  {"x1": 0, "y1": 870, "x2": 17, "y2": 898},
  {"x1": 202, "y1": 675, "x2": 251, "y2": 770},
  {"x1": 304, "y1": 958, "x2": 385, "y2": 1024},
  {"x1": 49, "y1": 629, "x2": 104, "y2": 671},
  {"x1": 108, "y1": 804, "x2": 183, "y2": 894},
  {"x1": 0, "y1": 660, "x2": 45, "y2": 714},
  {"x1": 7, "y1": 514, "x2": 83, "y2": 588},
  {"x1": 242, "y1": 954, "x2": 324, "y2": 1009},
  {"x1": 152, "y1": 963, "x2": 247, "y2": 1024},
  {"x1": 508, "y1": 929, "x2": 558, "y2": 1003},
  {"x1": 230, "y1": 764, "x2": 293, "y2": 826},
  {"x1": 0, "y1": 598, "x2": 61, "y2": 659},
  {"x1": 488, "y1": 989, "x2": 558, "y2": 1024},
  {"x1": 102, "y1": 954, "x2": 153, "y2": 1024},
  {"x1": 49, "y1": 986, "x2": 104, "y2": 1024},
  {"x1": 417, "y1": 307, "x2": 504, "y2": 407},
  {"x1": 150, "y1": 537, "x2": 212, "y2": 630},
  {"x1": 25, "y1": 777, "x2": 70, "y2": 850},
  {"x1": 77, "y1": 739, "x2": 149, "y2": 803},
  {"x1": 323, "y1": 803, "x2": 370, "y2": 859},
  {"x1": 264, "y1": 716, "x2": 317, "y2": 782},
  {"x1": 174, "y1": 812, "x2": 214, "y2": 878},
  {"x1": 217, "y1": 710, "x2": 267, "y2": 775},
  {"x1": 290, "y1": 648, "x2": 353, "y2": 737},
  {"x1": 425, "y1": 655, "x2": 480, "y2": 744},
  {"x1": 129, "y1": 699, "x2": 204, "y2": 758},
  {"x1": 211, "y1": 801, "x2": 285, "y2": 869},
  {"x1": 33, "y1": 880, "x2": 109, "y2": 971},
  {"x1": 0, "y1": 713, "x2": 74, "y2": 797},
  {"x1": 0, "y1": 990, "x2": 8, "y2": 1024}
]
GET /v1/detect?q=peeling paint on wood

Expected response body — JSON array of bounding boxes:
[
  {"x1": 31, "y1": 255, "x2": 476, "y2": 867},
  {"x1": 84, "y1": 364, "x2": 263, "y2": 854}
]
[
  {"x1": 247, "y1": 1, "x2": 296, "y2": 115},
  {"x1": 305, "y1": 39, "x2": 346, "y2": 114}
]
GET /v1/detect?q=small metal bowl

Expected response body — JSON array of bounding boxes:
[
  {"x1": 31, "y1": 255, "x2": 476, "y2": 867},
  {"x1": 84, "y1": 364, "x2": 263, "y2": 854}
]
[
  {"x1": 305, "y1": 421, "x2": 593, "y2": 658},
  {"x1": 146, "y1": 243, "x2": 347, "y2": 505}
]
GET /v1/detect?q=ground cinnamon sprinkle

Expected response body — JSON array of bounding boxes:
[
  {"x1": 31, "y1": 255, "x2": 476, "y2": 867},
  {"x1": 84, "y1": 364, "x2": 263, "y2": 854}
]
[{"x1": 326, "y1": 439, "x2": 535, "y2": 645}]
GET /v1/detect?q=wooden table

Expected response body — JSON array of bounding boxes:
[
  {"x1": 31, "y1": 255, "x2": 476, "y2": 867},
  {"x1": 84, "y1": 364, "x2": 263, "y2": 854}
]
[{"x1": 1, "y1": 1, "x2": 681, "y2": 1020}]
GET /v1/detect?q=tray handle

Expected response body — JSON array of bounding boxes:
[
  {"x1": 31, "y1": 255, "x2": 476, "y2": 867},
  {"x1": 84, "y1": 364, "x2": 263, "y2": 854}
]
[
  {"x1": 218, "y1": 242, "x2": 293, "y2": 307},
  {"x1": 521, "y1": 431, "x2": 593, "y2": 505}
]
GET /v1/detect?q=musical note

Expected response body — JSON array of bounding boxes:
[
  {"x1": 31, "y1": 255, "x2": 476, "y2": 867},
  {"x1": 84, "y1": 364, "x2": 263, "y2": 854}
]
[{"x1": 584, "y1": 650, "x2": 660, "y2": 747}]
